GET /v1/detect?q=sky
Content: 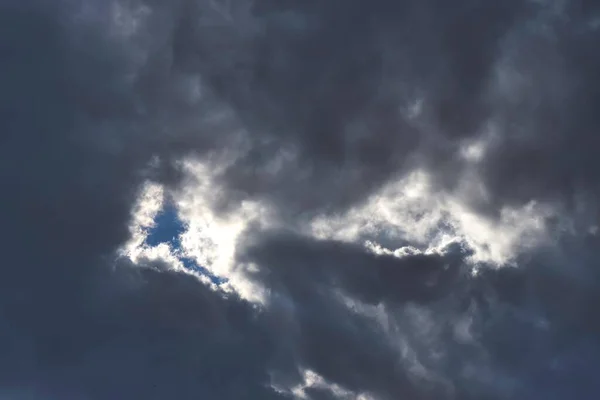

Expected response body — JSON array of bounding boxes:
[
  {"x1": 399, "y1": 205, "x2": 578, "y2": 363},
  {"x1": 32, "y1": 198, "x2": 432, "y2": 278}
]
[
  {"x1": 143, "y1": 199, "x2": 226, "y2": 283},
  {"x1": 2, "y1": 0, "x2": 600, "y2": 399},
  {"x1": 145, "y1": 203, "x2": 184, "y2": 248}
]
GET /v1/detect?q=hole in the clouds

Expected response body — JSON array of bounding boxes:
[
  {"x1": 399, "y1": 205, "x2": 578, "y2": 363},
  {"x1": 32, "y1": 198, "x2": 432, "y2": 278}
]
[
  {"x1": 146, "y1": 204, "x2": 184, "y2": 247},
  {"x1": 145, "y1": 202, "x2": 227, "y2": 285},
  {"x1": 181, "y1": 256, "x2": 228, "y2": 285}
]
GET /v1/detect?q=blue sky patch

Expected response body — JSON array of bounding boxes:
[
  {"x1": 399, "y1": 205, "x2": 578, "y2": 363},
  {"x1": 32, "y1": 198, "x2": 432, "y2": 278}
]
[
  {"x1": 145, "y1": 202, "x2": 226, "y2": 284},
  {"x1": 145, "y1": 203, "x2": 184, "y2": 247}
]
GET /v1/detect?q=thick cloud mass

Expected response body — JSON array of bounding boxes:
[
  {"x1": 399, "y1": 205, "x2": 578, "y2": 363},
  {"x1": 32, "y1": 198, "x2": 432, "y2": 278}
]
[{"x1": 2, "y1": 0, "x2": 600, "y2": 399}]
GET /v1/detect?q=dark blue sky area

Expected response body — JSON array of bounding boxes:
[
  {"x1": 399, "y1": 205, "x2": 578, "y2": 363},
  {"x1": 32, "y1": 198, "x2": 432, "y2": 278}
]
[{"x1": 145, "y1": 203, "x2": 226, "y2": 284}]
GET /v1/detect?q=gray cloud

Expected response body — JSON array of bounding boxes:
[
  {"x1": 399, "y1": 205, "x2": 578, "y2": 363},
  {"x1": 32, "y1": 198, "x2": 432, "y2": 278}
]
[
  {"x1": 202, "y1": 0, "x2": 533, "y2": 216},
  {"x1": 2, "y1": 0, "x2": 600, "y2": 399},
  {"x1": 241, "y1": 231, "x2": 470, "y2": 306}
]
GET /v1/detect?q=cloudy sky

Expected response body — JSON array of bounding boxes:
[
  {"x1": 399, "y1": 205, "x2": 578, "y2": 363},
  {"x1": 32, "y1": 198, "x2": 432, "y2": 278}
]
[{"x1": 2, "y1": 0, "x2": 600, "y2": 398}]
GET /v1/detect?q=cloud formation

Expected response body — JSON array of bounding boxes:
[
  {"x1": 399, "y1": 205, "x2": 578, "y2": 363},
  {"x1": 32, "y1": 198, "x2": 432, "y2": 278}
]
[{"x1": 2, "y1": 0, "x2": 600, "y2": 399}]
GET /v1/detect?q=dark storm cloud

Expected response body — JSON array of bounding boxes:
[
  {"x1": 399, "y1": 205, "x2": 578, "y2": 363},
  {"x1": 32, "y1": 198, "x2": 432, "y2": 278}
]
[
  {"x1": 180, "y1": 0, "x2": 600, "y2": 222},
  {"x1": 47, "y1": 260, "x2": 290, "y2": 400},
  {"x1": 237, "y1": 229, "x2": 600, "y2": 399},
  {"x1": 238, "y1": 232, "x2": 475, "y2": 399},
  {"x1": 3, "y1": 0, "x2": 600, "y2": 399},
  {"x1": 241, "y1": 231, "x2": 470, "y2": 306},
  {"x1": 198, "y1": 0, "x2": 535, "y2": 215},
  {"x1": 0, "y1": 2, "x2": 284, "y2": 399},
  {"x1": 449, "y1": 0, "x2": 600, "y2": 217}
]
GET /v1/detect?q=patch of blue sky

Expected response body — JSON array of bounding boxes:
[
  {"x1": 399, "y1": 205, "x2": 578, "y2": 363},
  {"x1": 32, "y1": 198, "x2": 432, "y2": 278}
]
[
  {"x1": 145, "y1": 202, "x2": 226, "y2": 285},
  {"x1": 145, "y1": 204, "x2": 184, "y2": 247}
]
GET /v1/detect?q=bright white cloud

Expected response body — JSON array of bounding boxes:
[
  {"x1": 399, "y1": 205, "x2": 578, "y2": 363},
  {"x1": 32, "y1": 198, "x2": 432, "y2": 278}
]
[
  {"x1": 123, "y1": 159, "x2": 553, "y2": 308},
  {"x1": 308, "y1": 169, "x2": 551, "y2": 266},
  {"x1": 173, "y1": 159, "x2": 275, "y2": 301},
  {"x1": 120, "y1": 180, "x2": 217, "y2": 287},
  {"x1": 121, "y1": 181, "x2": 164, "y2": 259}
]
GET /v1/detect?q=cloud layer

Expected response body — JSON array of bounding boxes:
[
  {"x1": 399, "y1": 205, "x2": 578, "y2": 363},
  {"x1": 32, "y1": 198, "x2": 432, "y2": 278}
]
[{"x1": 2, "y1": 0, "x2": 600, "y2": 399}]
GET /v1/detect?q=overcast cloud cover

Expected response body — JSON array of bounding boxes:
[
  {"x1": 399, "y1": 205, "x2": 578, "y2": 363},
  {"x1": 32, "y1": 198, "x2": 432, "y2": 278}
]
[{"x1": 2, "y1": 0, "x2": 600, "y2": 398}]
